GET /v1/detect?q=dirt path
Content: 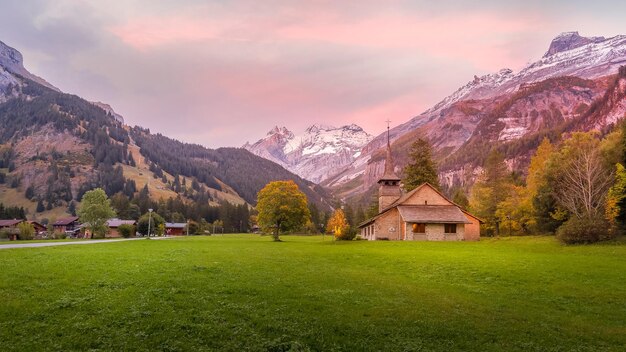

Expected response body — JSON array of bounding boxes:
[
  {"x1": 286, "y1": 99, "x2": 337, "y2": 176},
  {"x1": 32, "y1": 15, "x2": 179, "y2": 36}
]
[{"x1": 0, "y1": 238, "x2": 149, "y2": 250}]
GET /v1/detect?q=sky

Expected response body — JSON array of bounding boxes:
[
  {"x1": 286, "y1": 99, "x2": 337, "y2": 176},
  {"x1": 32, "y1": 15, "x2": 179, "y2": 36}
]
[{"x1": 1, "y1": 0, "x2": 625, "y2": 147}]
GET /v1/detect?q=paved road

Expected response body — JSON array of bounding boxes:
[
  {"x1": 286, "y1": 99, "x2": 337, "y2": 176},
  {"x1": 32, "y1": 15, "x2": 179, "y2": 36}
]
[{"x1": 0, "y1": 237, "x2": 149, "y2": 250}]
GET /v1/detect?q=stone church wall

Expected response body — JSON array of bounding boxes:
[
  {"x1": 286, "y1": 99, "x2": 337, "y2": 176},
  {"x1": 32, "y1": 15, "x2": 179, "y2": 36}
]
[
  {"x1": 374, "y1": 208, "x2": 401, "y2": 240},
  {"x1": 405, "y1": 223, "x2": 466, "y2": 241}
]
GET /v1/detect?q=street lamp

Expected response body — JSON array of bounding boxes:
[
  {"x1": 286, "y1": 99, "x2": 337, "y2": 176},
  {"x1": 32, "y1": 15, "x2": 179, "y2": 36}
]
[{"x1": 147, "y1": 208, "x2": 153, "y2": 237}]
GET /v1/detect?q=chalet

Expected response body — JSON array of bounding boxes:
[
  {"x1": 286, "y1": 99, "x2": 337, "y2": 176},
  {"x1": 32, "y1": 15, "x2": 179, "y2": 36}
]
[
  {"x1": 53, "y1": 217, "x2": 80, "y2": 234},
  {"x1": 165, "y1": 223, "x2": 187, "y2": 236},
  {"x1": 28, "y1": 221, "x2": 46, "y2": 234},
  {"x1": 0, "y1": 219, "x2": 24, "y2": 241},
  {"x1": 358, "y1": 135, "x2": 481, "y2": 241},
  {"x1": 106, "y1": 219, "x2": 136, "y2": 238}
]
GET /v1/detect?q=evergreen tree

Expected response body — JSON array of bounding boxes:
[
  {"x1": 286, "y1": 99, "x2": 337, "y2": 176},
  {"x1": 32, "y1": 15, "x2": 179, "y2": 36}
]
[
  {"x1": 25, "y1": 185, "x2": 35, "y2": 200},
  {"x1": 366, "y1": 193, "x2": 379, "y2": 219},
  {"x1": 402, "y1": 138, "x2": 440, "y2": 191},
  {"x1": 451, "y1": 188, "x2": 469, "y2": 209},
  {"x1": 343, "y1": 204, "x2": 355, "y2": 227},
  {"x1": 36, "y1": 199, "x2": 45, "y2": 213},
  {"x1": 605, "y1": 163, "x2": 626, "y2": 230},
  {"x1": 354, "y1": 206, "x2": 366, "y2": 226},
  {"x1": 469, "y1": 149, "x2": 513, "y2": 236},
  {"x1": 110, "y1": 192, "x2": 131, "y2": 219},
  {"x1": 68, "y1": 201, "x2": 76, "y2": 216},
  {"x1": 309, "y1": 203, "x2": 321, "y2": 231},
  {"x1": 526, "y1": 138, "x2": 562, "y2": 233}
]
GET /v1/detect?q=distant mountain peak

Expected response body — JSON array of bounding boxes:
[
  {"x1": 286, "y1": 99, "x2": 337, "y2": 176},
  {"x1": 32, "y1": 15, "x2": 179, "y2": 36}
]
[
  {"x1": 0, "y1": 40, "x2": 23, "y2": 68},
  {"x1": 267, "y1": 126, "x2": 294, "y2": 138},
  {"x1": 544, "y1": 31, "x2": 606, "y2": 57},
  {"x1": 244, "y1": 123, "x2": 373, "y2": 183},
  {"x1": 0, "y1": 40, "x2": 59, "y2": 91}
]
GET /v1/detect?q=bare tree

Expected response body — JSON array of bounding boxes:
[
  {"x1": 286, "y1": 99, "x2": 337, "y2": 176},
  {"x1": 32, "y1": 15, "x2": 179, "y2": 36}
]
[{"x1": 556, "y1": 143, "x2": 613, "y2": 218}]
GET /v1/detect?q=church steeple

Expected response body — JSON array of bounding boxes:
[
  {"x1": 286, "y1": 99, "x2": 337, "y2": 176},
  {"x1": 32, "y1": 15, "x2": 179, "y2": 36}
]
[{"x1": 378, "y1": 120, "x2": 401, "y2": 212}]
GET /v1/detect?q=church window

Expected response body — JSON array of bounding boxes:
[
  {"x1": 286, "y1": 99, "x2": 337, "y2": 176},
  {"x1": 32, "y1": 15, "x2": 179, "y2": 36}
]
[
  {"x1": 444, "y1": 224, "x2": 457, "y2": 234},
  {"x1": 412, "y1": 223, "x2": 425, "y2": 233}
]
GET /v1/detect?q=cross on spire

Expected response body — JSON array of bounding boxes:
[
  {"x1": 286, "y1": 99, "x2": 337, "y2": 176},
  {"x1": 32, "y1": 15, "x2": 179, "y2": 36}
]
[{"x1": 385, "y1": 119, "x2": 391, "y2": 146}]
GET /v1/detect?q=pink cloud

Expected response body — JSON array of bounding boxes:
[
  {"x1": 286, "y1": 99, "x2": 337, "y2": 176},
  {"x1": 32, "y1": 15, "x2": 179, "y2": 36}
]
[
  {"x1": 109, "y1": 9, "x2": 543, "y2": 70},
  {"x1": 109, "y1": 17, "x2": 224, "y2": 50}
]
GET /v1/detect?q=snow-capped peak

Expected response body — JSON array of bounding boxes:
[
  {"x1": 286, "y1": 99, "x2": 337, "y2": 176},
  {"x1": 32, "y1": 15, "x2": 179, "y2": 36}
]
[
  {"x1": 544, "y1": 31, "x2": 606, "y2": 57},
  {"x1": 0, "y1": 40, "x2": 58, "y2": 91},
  {"x1": 420, "y1": 32, "x2": 626, "y2": 117},
  {"x1": 267, "y1": 126, "x2": 294, "y2": 139},
  {"x1": 243, "y1": 123, "x2": 373, "y2": 183}
]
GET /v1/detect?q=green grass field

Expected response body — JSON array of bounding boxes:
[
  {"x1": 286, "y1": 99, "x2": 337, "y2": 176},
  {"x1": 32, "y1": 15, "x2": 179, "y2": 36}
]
[{"x1": 1, "y1": 235, "x2": 624, "y2": 351}]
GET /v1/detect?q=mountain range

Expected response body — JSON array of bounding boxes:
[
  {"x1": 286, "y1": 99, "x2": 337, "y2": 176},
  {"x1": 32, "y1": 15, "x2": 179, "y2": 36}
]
[
  {"x1": 318, "y1": 32, "x2": 626, "y2": 201},
  {"x1": 0, "y1": 40, "x2": 332, "y2": 220},
  {"x1": 243, "y1": 124, "x2": 372, "y2": 183},
  {"x1": 2, "y1": 30, "x2": 625, "y2": 216}
]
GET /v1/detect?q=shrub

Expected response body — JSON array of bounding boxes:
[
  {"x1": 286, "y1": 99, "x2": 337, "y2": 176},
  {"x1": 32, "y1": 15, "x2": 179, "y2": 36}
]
[
  {"x1": 336, "y1": 226, "x2": 357, "y2": 241},
  {"x1": 52, "y1": 231, "x2": 66, "y2": 240},
  {"x1": 0, "y1": 229, "x2": 9, "y2": 240},
  {"x1": 556, "y1": 215, "x2": 612, "y2": 244},
  {"x1": 117, "y1": 224, "x2": 135, "y2": 238},
  {"x1": 18, "y1": 222, "x2": 35, "y2": 240}
]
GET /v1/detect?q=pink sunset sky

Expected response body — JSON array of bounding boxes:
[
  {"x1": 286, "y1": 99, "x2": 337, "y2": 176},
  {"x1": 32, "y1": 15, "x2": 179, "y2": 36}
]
[{"x1": 1, "y1": 0, "x2": 625, "y2": 147}]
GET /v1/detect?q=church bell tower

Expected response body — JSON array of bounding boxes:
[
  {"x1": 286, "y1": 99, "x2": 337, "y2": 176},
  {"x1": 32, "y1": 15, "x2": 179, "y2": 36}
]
[{"x1": 378, "y1": 121, "x2": 401, "y2": 212}]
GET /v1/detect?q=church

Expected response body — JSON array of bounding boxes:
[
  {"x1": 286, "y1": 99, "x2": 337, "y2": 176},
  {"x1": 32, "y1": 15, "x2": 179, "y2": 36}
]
[{"x1": 358, "y1": 135, "x2": 481, "y2": 241}]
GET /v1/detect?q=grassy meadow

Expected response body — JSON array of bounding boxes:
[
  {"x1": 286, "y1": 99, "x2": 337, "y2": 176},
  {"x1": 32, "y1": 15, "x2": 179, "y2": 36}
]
[{"x1": 0, "y1": 235, "x2": 625, "y2": 351}]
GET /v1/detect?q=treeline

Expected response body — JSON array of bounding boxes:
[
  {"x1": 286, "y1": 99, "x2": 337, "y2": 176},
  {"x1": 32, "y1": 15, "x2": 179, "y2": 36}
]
[
  {"x1": 107, "y1": 186, "x2": 252, "y2": 233},
  {"x1": 468, "y1": 120, "x2": 626, "y2": 243},
  {"x1": 0, "y1": 203, "x2": 26, "y2": 220}
]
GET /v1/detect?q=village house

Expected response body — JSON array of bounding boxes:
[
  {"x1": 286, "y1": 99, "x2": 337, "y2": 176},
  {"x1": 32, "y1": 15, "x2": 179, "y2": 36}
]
[
  {"x1": 165, "y1": 223, "x2": 187, "y2": 236},
  {"x1": 53, "y1": 217, "x2": 81, "y2": 235},
  {"x1": 106, "y1": 219, "x2": 136, "y2": 237},
  {"x1": 0, "y1": 219, "x2": 24, "y2": 241},
  {"x1": 358, "y1": 135, "x2": 481, "y2": 241},
  {"x1": 28, "y1": 221, "x2": 46, "y2": 234}
]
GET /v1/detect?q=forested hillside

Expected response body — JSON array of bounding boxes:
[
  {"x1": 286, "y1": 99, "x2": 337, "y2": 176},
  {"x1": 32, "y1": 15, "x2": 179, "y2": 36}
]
[
  {"x1": 131, "y1": 129, "x2": 331, "y2": 207},
  {"x1": 0, "y1": 74, "x2": 333, "y2": 227}
]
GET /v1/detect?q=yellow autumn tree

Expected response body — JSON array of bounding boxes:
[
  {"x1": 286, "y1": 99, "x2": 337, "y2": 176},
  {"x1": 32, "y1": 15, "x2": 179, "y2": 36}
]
[
  {"x1": 326, "y1": 209, "x2": 348, "y2": 239},
  {"x1": 498, "y1": 138, "x2": 555, "y2": 234},
  {"x1": 256, "y1": 180, "x2": 310, "y2": 241},
  {"x1": 606, "y1": 163, "x2": 626, "y2": 227}
]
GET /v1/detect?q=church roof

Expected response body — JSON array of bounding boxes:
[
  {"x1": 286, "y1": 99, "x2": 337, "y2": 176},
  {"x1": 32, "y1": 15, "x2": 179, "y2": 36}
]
[
  {"x1": 397, "y1": 205, "x2": 471, "y2": 224},
  {"x1": 358, "y1": 183, "x2": 482, "y2": 227}
]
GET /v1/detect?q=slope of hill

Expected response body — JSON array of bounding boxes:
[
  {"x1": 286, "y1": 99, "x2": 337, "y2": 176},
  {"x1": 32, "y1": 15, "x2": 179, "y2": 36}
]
[
  {"x1": 0, "y1": 40, "x2": 332, "y2": 220},
  {"x1": 243, "y1": 124, "x2": 372, "y2": 183},
  {"x1": 132, "y1": 129, "x2": 332, "y2": 208}
]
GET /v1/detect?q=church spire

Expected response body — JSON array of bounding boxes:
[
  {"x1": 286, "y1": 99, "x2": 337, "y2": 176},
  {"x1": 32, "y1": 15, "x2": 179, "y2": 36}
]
[
  {"x1": 378, "y1": 119, "x2": 402, "y2": 212},
  {"x1": 380, "y1": 120, "x2": 400, "y2": 182}
]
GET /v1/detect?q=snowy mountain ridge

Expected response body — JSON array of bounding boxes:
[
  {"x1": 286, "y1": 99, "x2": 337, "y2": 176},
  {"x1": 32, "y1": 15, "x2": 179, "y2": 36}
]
[
  {"x1": 323, "y1": 31, "x2": 626, "y2": 198},
  {"x1": 244, "y1": 124, "x2": 372, "y2": 183}
]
